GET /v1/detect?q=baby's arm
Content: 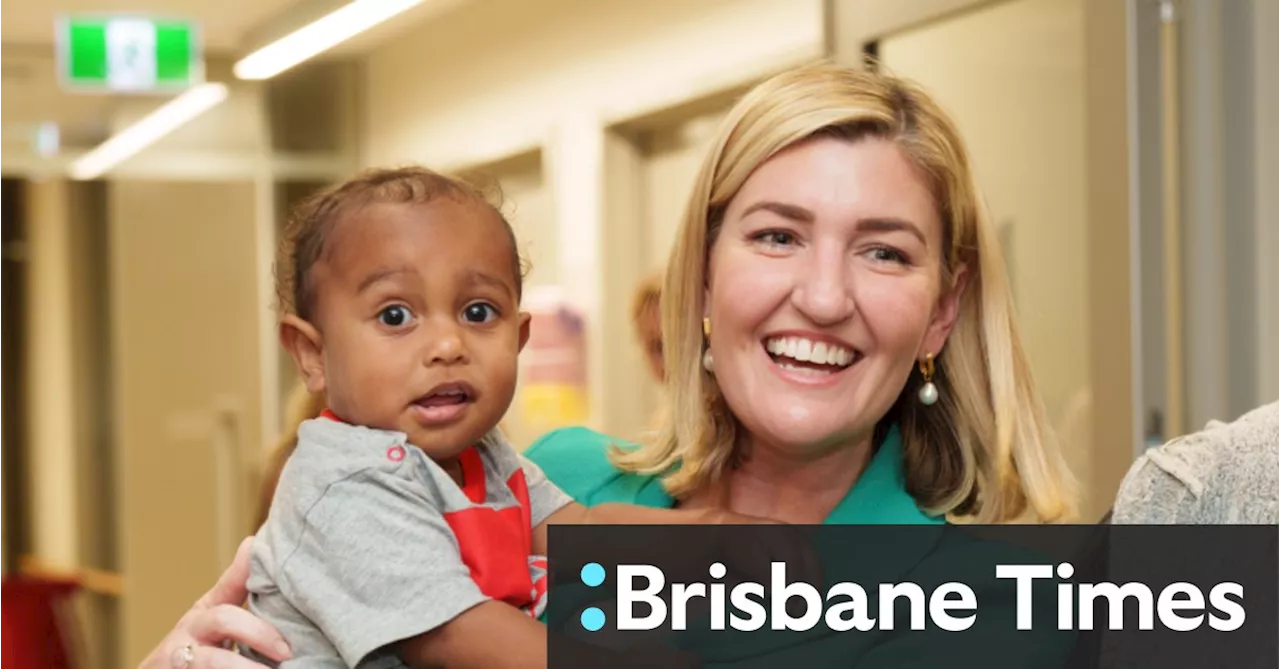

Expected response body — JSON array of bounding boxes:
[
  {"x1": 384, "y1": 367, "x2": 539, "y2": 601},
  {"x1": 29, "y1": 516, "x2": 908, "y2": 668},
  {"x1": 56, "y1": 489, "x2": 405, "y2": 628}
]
[{"x1": 278, "y1": 472, "x2": 555, "y2": 668}]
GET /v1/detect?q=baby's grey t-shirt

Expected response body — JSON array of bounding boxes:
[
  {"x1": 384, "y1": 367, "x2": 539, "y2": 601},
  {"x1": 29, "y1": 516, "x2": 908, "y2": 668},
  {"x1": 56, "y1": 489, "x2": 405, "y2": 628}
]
[{"x1": 246, "y1": 414, "x2": 573, "y2": 668}]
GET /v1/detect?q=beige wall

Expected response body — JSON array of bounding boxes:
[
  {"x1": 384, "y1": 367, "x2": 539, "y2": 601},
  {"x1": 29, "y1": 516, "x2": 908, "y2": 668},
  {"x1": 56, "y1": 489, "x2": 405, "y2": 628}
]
[
  {"x1": 364, "y1": 0, "x2": 824, "y2": 170},
  {"x1": 1253, "y1": 0, "x2": 1278, "y2": 404},
  {"x1": 24, "y1": 177, "x2": 80, "y2": 568},
  {"x1": 111, "y1": 180, "x2": 266, "y2": 667}
]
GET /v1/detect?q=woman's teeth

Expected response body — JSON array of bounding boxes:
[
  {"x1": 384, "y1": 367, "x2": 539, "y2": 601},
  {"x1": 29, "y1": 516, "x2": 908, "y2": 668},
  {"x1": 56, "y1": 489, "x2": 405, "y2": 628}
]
[{"x1": 764, "y1": 336, "x2": 856, "y2": 368}]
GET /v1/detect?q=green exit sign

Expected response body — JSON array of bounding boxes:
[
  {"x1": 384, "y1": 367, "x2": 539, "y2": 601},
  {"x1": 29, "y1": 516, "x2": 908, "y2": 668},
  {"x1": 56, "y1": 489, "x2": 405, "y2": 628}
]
[{"x1": 57, "y1": 15, "x2": 203, "y2": 92}]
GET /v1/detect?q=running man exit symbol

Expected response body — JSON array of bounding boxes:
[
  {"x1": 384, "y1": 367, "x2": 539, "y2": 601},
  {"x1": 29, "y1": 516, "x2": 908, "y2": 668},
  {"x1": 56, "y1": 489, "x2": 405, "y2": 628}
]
[{"x1": 58, "y1": 15, "x2": 201, "y2": 92}]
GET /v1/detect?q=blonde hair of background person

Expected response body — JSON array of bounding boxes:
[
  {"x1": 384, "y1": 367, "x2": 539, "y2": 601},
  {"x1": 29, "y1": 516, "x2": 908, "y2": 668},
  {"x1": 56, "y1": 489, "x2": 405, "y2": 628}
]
[
  {"x1": 255, "y1": 382, "x2": 326, "y2": 529},
  {"x1": 631, "y1": 269, "x2": 666, "y2": 383},
  {"x1": 612, "y1": 64, "x2": 1077, "y2": 524}
]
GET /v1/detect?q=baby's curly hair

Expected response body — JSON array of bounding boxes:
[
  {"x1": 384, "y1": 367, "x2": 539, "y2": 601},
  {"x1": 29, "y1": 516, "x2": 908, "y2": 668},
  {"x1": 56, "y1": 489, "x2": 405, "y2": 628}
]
[{"x1": 275, "y1": 165, "x2": 526, "y2": 321}]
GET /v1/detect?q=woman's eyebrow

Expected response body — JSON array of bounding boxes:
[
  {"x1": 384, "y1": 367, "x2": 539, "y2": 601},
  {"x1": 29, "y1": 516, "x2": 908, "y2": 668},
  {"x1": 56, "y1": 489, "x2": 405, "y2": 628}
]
[
  {"x1": 740, "y1": 200, "x2": 815, "y2": 223},
  {"x1": 856, "y1": 218, "x2": 926, "y2": 245},
  {"x1": 742, "y1": 200, "x2": 927, "y2": 245}
]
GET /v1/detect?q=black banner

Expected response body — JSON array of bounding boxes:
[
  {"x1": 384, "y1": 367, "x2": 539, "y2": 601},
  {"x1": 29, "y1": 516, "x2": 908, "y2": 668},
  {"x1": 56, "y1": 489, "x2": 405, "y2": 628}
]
[{"x1": 545, "y1": 524, "x2": 1277, "y2": 668}]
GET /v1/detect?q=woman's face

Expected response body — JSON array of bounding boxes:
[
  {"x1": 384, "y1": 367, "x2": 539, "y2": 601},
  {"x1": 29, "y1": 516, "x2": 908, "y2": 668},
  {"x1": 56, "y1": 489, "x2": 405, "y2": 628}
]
[{"x1": 705, "y1": 135, "x2": 963, "y2": 457}]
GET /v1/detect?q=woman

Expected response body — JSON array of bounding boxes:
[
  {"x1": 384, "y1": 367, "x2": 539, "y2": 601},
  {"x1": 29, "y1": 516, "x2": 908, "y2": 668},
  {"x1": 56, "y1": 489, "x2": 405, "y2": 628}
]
[{"x1": 141, "y1": 63, "x2": 1076, "y2": 669}]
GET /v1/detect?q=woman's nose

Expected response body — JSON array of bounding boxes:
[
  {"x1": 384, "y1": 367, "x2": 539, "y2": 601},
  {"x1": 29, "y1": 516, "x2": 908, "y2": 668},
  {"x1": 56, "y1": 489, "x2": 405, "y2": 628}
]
[{"x1": 790, "y1": 246, "x2": 856, "y2": 325}]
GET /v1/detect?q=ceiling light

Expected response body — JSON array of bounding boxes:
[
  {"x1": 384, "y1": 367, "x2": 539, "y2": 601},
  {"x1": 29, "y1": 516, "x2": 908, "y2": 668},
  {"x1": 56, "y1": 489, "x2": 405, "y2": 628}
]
[
  {"x1": 68, "y1": 82, "x2": 229, "y2": 180},
  {"x1": 233, "y1": 0, "x2": 424, "y2": 80}
]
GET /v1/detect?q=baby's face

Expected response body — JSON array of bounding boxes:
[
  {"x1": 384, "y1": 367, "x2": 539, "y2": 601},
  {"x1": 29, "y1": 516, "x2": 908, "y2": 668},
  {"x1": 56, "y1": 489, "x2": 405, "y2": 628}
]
[{"x1": 305, "y1": 199, "x2": 527, "y2": 462}]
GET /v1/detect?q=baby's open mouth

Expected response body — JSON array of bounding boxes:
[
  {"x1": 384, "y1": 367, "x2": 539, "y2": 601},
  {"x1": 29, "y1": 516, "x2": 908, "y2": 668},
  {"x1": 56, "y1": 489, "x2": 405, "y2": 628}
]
[
  {"x1": 415, "y1": 382, "x2": 475, "y2": 408},
  {"x1": 763, "y1": 335, "x2": 860, "y2": 376}
]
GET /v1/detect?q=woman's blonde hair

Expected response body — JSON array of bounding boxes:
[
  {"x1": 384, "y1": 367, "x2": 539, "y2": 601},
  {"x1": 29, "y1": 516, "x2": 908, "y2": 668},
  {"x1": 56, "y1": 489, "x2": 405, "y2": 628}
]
[{"x1": 610, "y1": 63, "x2": 1077, "y2": 524}]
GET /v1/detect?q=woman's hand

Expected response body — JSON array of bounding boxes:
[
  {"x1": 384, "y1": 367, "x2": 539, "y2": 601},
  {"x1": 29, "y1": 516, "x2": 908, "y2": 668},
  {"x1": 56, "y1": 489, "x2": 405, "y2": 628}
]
[{"x1": 137, "y1": 537, "x2": 292, "y2": 669}]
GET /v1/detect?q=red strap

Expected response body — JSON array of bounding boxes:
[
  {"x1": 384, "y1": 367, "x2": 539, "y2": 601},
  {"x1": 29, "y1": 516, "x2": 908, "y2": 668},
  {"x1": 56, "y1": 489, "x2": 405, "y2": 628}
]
[{"x1": 458, "y1": 447, "x2": 487, "y2": 505}]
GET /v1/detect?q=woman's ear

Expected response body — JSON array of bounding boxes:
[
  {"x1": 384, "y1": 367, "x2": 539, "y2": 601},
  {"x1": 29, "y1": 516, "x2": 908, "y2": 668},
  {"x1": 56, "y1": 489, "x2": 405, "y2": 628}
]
[
  {"x1": 280, "y1": 315, "x2": 326, "y2": 394},
  {"x1": 921, "y1": 264, "x2": 970, "y2": 357}
]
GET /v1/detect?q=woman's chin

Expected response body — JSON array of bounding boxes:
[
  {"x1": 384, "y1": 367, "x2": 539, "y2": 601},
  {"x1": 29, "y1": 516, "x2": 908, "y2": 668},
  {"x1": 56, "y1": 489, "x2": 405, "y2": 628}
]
[{"x1": 744, "y1": 410, "x2": 866, "y2": 454}]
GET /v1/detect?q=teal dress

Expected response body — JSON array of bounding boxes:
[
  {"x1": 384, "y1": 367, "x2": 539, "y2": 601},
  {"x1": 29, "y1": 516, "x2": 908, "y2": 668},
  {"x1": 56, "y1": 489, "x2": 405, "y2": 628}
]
[
  {"x1": 524, "y1": 425, "x2": 1076, "y2": 668},
  {"x1": 525, "y1": 424, "x2": 942, "y2": 525}
]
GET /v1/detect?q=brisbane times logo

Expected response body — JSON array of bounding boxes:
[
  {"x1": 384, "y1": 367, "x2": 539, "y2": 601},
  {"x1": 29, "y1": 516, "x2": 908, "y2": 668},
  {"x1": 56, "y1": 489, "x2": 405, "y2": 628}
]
[{"x1": 571, "y1": 561, "x2": 1246, "y2": 634}]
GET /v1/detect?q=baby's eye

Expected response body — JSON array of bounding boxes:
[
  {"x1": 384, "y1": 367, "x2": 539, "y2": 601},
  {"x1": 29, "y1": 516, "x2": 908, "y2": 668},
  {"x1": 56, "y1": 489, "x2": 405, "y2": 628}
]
[
  {"x1": 378, "y1": 305, "x2": 413, "y2": 328},
  {"x1": 462, "y1": 303, "x2": 499, "y2": 324}
]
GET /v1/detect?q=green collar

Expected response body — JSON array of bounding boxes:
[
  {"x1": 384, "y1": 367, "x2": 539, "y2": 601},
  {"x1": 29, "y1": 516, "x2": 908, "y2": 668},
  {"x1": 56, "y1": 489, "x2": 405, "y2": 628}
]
[{"x1": 632, "y1": 425, "x2": 943, "y2": 525}]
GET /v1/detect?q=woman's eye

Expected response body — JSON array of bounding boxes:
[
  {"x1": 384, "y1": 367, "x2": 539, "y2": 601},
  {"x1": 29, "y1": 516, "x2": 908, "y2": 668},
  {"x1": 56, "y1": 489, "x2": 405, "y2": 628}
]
[
  {"x1": 463, "y1": 303, "x2": 498, "y2": 324},
  {"x1": 754, "y1": 230, "x2": 798, "y2": 247},
  {"x1": 866, "y1": 246, "x2": 908, "y2": 264},
  {"x1": 378, "y1": 305, "x2": 413, "y2": 327}
]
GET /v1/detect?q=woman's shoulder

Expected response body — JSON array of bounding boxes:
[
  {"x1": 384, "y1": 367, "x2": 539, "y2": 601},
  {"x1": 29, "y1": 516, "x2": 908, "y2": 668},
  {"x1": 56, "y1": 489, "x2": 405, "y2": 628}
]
[{"x1": 524, "y1": 427, "x2": 667, "y2": 507}]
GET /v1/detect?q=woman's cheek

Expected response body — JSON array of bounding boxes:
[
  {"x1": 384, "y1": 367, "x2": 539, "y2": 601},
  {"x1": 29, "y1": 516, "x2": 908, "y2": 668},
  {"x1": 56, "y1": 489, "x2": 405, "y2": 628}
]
[{"x1": 855, "y1": 272, "x2": 937, "y2": 335}]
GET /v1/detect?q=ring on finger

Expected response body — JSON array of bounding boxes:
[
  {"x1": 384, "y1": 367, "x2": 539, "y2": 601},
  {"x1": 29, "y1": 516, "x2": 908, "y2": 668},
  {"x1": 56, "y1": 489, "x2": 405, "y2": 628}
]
[{"x1": 170, "y1": 643, "x2": 196, "y2": 669}]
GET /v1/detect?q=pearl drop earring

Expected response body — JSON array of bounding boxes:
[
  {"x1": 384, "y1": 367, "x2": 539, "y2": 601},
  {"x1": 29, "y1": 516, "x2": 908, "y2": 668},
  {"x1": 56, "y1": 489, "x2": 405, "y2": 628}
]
[{"x1": 918, "y1": 353, "x2": 939, "y2": 406}]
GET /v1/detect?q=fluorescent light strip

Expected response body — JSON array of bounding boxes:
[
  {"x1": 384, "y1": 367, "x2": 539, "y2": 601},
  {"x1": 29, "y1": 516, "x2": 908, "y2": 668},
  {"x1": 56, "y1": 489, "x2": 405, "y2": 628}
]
[
  {"x1": 234, "y1": 0, "x2": 425, "y2": 80},
  {"x1": 69, "y1": 83, "x2": 229, "y2": 180}
]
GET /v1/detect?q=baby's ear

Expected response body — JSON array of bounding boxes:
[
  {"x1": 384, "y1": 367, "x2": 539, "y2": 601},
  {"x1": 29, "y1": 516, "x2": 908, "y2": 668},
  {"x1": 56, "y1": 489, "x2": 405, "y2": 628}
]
[
  {"x1": 517, "y1": 311, "x2": 532, "y2": 353},
  {"x1": 280, "y1": 315, "x2": 326, "y2": 394}
]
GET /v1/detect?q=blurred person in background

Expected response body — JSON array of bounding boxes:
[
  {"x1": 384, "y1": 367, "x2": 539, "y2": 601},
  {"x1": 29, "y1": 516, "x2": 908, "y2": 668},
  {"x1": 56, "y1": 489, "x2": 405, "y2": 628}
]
[
  {"x1": 141, "y1": 63, "x2": 1078, "y2": 668},
  {"x1": 1112, "y1": 401, "x2": 1278, "y2": 524},
  {"x1": 255, "y1": 382, "x2": 326, "y2": 529},
  {"x1": 631, "y1": 269, "x2": 666, "y2": 383}
]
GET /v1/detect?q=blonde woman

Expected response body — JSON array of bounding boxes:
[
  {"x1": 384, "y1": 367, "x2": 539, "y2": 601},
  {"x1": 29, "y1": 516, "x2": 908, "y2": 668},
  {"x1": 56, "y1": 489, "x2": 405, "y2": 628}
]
[{"x1": 141, "y1": 64, "x2": 1076, "y2": 669}]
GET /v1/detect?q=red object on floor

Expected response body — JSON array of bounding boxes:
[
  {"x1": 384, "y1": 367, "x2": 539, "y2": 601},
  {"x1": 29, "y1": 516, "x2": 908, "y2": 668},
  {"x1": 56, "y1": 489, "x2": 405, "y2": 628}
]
[{"x1": 1, "y1": 575, "x2": 82, "y2": 669}]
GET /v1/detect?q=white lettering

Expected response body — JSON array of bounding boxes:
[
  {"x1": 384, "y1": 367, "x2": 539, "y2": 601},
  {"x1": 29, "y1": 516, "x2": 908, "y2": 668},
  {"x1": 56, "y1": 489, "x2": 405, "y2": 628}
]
[
  {"x1": 880, "y1": 582, "x2": 927, "y2": 630},
  {"x1": 929, "y1": 583, "x2": 977, "y2": 632},
  {"x1": 671, "y1": 582, "x2": 706, "y2": 631},
  {"x1": 1079, "y1": 582, "x2": 1154, "y2": 631},
  {"x1": 709, "y1": 582, "x2": 726, "y2": 630},
  {"x1": 1208, "y1": 582, "x2": 1245, "y2": 631},
  {"x1": 617, "y1": 565, "x2": 666, "y2": 630},
  {"x1": 1058, "y1": 582, "x2": 1074, "y2": 630},
  {"x1": 824, "y1": 582, "x2": 875, "y2": 632},
  {"x1": 1156, "y1": 582, "x2": 1205, "y2": 632},
  {"x1": 996, "y1": 565, "x2": 1053, "y2": 630},
  {"x1": 771, "y1": 562, "x2": 822, "y2": 631},
  {"x1": 729, "y1": 582, "x2": 767, "y2": 631}
]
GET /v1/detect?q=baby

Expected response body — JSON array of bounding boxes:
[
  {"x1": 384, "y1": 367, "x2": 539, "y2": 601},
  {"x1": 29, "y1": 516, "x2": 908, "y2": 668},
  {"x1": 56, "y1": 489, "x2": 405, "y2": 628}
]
[{"x1": 247, "y1": 166, "x2": 767, "y2": 668}]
